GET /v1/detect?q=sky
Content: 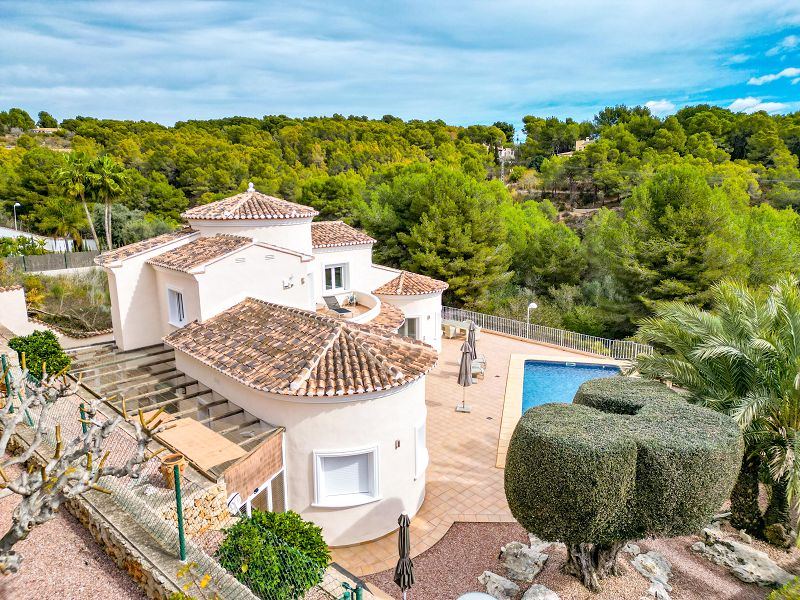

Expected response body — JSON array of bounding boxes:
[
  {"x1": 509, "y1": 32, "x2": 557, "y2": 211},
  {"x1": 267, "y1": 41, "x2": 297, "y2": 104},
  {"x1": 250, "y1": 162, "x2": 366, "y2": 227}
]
[{"x1": 1, "y1": 0, "x2": 800, "y2": 131}]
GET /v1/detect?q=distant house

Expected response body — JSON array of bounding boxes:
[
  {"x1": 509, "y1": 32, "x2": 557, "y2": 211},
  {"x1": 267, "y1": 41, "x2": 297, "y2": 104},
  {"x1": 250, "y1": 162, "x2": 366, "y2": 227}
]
[
  {"x1": 95, "y1": 185, "x2": 448, "y2": 545},
  {"x1": 497, "y1": 147, "x2": 515, "y2": 161},
  {"x1": 28, "y1": 127, "x2": 59, "y2": 135},
  {"x1": 556, "y1": 137, "x2": 595, "y2": 157}
]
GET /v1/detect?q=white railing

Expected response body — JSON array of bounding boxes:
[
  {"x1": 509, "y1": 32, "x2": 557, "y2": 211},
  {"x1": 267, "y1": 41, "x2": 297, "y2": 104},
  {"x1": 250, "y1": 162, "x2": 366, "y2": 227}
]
[{"x1": 442, "y1": 306, "x2": 652, "y2": 361}]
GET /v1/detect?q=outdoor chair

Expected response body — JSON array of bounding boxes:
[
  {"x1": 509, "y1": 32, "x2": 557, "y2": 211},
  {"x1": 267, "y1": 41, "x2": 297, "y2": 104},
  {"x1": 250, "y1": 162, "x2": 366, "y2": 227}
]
[
  {"x1": 323, "y1": 295, "x2": 353, "y2": 316},
  {"x1": 471, "y1": 354, "x2": 487, "y2": 379}
]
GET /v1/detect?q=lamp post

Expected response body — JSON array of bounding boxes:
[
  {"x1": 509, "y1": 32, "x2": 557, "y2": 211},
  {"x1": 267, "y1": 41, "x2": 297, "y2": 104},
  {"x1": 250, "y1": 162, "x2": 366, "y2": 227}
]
[
  {"x1": 527, "y1": 301, "x2": 538, "y2": 339},
  {"x1": 13, "y1": 202, "x2": 21, "y2": 231}
]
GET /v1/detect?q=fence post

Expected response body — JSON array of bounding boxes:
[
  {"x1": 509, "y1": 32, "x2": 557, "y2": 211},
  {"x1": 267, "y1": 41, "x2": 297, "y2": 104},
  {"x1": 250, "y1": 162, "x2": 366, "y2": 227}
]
[
  {"x1": 174, "y1": 465, "x2": 187, "y2": 561},
  {"x1": 79, "y1": 404, "x2": 88, "y2": 434},
  {"x1": 1, "y1": 355, "x2": 11, "y2": 413}
]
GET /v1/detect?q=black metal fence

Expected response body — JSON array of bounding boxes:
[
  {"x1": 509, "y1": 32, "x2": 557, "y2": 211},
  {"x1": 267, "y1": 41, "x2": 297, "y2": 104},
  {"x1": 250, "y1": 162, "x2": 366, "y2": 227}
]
[{"x1": 3, "y1": 251, "x2": 100, "y2": 272}]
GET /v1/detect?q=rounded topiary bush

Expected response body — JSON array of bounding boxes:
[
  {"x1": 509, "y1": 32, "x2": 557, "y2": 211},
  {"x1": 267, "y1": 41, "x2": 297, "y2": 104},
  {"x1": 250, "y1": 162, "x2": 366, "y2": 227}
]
[
  {"x1": 217, "y1": 510, "x2": 330, "y2": 600},
  {"x1": 505, "y1": 376, "x2": 743, "y2": 591},
  {"x1": 8, "y1": 329, "x2": 71, "y2": 378}
]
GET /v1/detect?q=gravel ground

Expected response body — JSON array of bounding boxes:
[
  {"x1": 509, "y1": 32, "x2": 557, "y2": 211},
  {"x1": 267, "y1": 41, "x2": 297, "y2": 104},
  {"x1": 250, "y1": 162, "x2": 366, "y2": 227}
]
[
  {"x1": 0, "y1": 490, "x2": 147, "y2": 600},
  {"x1": 364, "y1": 521, "x2": 791, "y2": 600}
]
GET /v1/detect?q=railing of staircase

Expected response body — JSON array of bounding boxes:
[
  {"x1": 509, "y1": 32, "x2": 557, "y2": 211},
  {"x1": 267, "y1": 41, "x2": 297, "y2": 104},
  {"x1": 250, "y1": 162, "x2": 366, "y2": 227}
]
[{"x1": 441, "y1": 306, "x2": 653, "y2": 361}]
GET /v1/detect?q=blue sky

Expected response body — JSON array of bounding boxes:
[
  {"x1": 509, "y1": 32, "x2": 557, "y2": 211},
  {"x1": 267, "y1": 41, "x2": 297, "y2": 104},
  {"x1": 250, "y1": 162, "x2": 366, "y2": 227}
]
[{"x1": 1, "y1": 1, "x2": 799, "y2": 130}]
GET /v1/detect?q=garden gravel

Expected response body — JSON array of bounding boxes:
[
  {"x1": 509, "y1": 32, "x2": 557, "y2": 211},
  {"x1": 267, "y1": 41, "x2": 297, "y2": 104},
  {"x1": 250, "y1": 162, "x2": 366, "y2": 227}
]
[{"x1": 364, "y1": 522, "x2": 784, "y2": 600}]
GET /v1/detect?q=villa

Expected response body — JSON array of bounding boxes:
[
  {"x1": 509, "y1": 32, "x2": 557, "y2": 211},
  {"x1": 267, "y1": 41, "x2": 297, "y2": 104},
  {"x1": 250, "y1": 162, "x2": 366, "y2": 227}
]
[{"x1": 94, "y1": 184, "x2": 448, "y2": 545}]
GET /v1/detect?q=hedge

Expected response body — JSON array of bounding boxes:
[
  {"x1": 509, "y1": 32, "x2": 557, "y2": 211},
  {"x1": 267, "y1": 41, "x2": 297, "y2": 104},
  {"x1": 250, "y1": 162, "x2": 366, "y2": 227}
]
[
  {"x1": 8, "y1": 329, "x2": 71, "y2": 378},
  {"x1": 504, "y1": 376, "x2": 743, "y2": 545}
]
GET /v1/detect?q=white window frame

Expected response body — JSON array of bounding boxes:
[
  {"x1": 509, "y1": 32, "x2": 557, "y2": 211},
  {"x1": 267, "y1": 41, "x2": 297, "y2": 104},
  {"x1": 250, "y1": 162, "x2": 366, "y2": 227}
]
[
  {"x1": 399, "y1": 316, "x2": 420, "y2": 340},
  {"x1": 323, "y1": 263, "x2": 348, "y2": 293},
  {"x1": 167, "y1": 287, "x2": 186, "y2": 326},
  {"x1": 414, "y1": 421, "x2": 428, "y2": 480},
  {"x1": 313, "y1": 445, "x2": 381, "y2": 508}
]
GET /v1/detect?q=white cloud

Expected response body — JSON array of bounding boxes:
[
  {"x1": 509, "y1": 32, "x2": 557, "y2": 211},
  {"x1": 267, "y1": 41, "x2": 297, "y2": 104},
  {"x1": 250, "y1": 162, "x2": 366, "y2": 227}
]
[
  {"x1": 728, "y1": 97, "x2": 787, "y2": 113},
  {"x1": 748, "y1": 67, "x2": 800, "y2": 85},
  {"x1": 726, "y1": 54, "x2": 750, "y2": 64},
  {"x1": 766, "y1": 34, "x2": 799, "y2": 56},
  {"x1": 645, "y1": 99, "x2": 676, "y2": 114}
]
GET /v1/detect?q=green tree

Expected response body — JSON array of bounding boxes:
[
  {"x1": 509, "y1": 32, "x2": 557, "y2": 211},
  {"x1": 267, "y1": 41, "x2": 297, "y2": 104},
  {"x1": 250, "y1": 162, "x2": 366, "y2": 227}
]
[
  {"x1": 36, "y1": 112, "x2": 58, "y2": 129},
  {"x1": 35, "y1": 198, "x2": 86, "y2": 249},
  {"x1": 88, "y1": 155, "x2": 128, "y2": 250},
  {"x1": 56, "y1": 152, "x2": 100, "y2": 250}
]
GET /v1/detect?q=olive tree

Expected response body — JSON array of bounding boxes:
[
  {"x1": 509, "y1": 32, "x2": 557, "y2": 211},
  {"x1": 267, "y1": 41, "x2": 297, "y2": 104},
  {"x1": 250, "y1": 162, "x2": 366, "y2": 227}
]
[{"x1": 504, "y1": 377, "x2": 743, "y2": 592}]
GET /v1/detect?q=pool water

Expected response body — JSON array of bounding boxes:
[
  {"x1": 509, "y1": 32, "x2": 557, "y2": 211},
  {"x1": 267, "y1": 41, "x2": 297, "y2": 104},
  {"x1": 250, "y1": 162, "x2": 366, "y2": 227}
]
[{"x1": 522, "y1": 360, "x2": 620, "y2": 413}]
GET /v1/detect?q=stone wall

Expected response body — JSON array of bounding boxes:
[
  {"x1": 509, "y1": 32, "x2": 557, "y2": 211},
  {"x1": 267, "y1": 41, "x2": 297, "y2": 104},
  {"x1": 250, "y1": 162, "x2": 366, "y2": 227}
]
[{"x1": 161, "y1": 482, "x2": 233, "y2": 536}]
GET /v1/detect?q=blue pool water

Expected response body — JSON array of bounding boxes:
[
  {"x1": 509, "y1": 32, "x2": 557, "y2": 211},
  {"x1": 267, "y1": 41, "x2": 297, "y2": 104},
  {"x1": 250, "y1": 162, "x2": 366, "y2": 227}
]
[{"x1": 522, "y1": 360, "x2": 620, "y2": 413}]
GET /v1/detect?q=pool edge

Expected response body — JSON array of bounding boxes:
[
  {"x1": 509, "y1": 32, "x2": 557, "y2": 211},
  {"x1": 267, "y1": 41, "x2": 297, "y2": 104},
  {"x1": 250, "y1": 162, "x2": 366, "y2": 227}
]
[{"x1": 495, "y1": 354, "x2": 628, "y2": 469}]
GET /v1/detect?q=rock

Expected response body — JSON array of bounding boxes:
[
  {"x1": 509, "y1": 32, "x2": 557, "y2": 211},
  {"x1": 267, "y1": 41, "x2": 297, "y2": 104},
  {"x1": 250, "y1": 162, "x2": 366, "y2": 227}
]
[
  {"x1": 528, "y1": 533, "x2": 552, "y2": 554},
  {"x1": 500, "y1": 541, "x2": 548, "y2": 582},
  {"x1": 623, "y1": 542, "x2": 641, "y2": 556},
  {"x1": 738, "y1": 530, "x2": 752, "y2": 545},
  {"x1": 713, "y1": 511, "x2": 732, "y2": 521},
  {"x1": 631, "y1": 551, "x2": 672, "y2": 600},
  {"x1": 692, "y1": 528, "x2": 793, "y2": 587},
  {"x1": 478, "y1": 571, "x2": 520, "y2": 600},
  {"x1": 522, "y1": 584, "x2": 560, "y2": 600}
]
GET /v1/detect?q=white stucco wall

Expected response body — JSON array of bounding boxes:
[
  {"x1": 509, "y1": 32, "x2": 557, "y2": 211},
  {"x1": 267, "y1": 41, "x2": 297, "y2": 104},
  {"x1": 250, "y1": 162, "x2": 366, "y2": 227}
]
[
  {"x1": 188, "y1": 218, "x2": 314, "y2": 255},
  {"x1": 375, "y1": 292, "x2": 443, "y2": 351},
  {"x1": 152, "y1": 268, "x2": 202, "y2": 338},
  {"x1": 312, "y1": 245, "x2": 374, "y2": 301},
  {"x1": 103, "y1": 235, "x2": 198, "y2": 350},
  {"x1": 0, "y1": 287, "x2": 35, "y2": 335},
  {"x1": 173, "y1": 351, "x2": 428, "y2": 546}
]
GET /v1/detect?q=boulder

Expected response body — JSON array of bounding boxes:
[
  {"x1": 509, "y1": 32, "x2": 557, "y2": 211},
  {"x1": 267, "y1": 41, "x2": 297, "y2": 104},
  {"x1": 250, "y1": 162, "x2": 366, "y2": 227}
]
[
  {"x1": 631, "y1": 551, "x2": 672, "y2": 600},
  {"x1": 500, "y1": 540, "x2": 549, "y2": 582},
  {"x1": 691, "y1": 528, "x2": 793, "y2": 587},
  {"x1": 478, "y1": 571, "x2": 520, "y2": 600},
  {"x1": 521, "y1": 584, "x2": 560, "y2": 600},
  {"x1": 623, "y1": 542, "x2": 641, "y2": 556},
  {"x1": 528, "y1": 533, "x2": 552, "y2": 554}
]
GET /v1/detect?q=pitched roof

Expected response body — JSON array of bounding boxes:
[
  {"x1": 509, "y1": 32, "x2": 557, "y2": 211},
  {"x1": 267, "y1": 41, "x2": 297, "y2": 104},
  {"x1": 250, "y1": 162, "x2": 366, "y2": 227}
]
[
  {"x1": 94, "y1": 228, "x2": 197, "y2": 266},
  {"x1": 368, "y1": 301, "x2": 406, "y2": 331},
  {"x1": 311, "y1": 221, "x2": 375, "y2": 249},
  {"x1": 0, "y1": 285, "x2": 22, "y2": 293},
  {"x1": 147, "y1": 235, "x2": 252, "y2": 273},
  {"x1": 163, "y1": 298, "x2": 437, "y2": 397},
  {"x1": 373, "y1": 270, "x2": 449, "y2": 296},
  {"x1": 182, "y1": 188, "x2": 318, "y2": 221}
]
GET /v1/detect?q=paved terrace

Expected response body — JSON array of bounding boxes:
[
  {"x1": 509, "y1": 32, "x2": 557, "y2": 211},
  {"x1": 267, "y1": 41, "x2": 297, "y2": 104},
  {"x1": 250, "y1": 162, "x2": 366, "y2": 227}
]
[{"x1": 330, "y1": 332, "x2": 588, "y2": 576}]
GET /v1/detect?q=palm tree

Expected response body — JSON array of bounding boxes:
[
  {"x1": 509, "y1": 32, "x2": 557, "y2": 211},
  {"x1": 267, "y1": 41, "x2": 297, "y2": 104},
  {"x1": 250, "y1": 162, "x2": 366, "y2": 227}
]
[
  {"x1": 634, "y1": 277, "x2": 800, "y2": 546},
  {"x1": 55, "y1": 152, "x2": 100, "y2": 250},
  {"x1": 36, "y1": 198, "x2": 87, "y2": 250},
  {"x1": 88, "y1": 155, "x2": 128, "y2": 250}
]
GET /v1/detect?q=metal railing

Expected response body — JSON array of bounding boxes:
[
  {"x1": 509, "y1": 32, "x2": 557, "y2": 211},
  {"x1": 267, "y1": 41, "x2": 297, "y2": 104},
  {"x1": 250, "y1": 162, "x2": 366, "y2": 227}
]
[{"x1": 442, "y1": 306, "x2": 652, "y2": 361}]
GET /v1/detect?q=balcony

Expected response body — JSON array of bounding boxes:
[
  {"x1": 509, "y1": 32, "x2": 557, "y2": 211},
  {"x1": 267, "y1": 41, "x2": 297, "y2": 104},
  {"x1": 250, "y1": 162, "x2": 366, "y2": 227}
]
[{"x1": 316, "y1": 290, "x2": 381, "y2": 324}]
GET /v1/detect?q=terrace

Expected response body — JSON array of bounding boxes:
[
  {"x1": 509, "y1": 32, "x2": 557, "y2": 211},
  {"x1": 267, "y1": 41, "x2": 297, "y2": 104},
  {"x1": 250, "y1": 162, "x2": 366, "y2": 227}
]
[{"x1": 330, "y1": 330, "x2": 596, "y2": 576}]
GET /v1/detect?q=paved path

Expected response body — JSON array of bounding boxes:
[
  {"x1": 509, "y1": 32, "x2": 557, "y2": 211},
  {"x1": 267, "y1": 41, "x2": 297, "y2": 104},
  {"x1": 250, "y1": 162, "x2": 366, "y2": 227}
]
[{"x1": 331, "y1": 332, "x2": 585, "y2": 576}]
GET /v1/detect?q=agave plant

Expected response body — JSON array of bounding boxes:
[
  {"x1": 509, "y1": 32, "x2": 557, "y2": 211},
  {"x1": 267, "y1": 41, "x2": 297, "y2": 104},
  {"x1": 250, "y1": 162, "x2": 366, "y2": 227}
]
[{"x1": 635, "y1": 276, "x2": 800, "y2": 545}]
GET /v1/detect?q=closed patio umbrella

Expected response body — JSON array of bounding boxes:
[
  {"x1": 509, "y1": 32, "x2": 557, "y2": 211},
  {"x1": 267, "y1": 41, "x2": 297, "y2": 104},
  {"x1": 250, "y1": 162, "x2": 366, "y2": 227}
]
[
  {"x1": 456, "y1": 340, "x2": 473, "y2": 413},
  {"x1": 467, "y1": 321, "x2": 478, "y2": 361},
  {"x1": 393, "y1": 512, "x2": 414, "y2": 600}
]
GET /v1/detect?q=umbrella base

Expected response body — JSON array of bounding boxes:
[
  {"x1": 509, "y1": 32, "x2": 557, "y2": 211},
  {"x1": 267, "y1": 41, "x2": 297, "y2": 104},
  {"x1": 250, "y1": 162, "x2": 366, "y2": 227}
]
[{"x1": 455, "y1": 404, "x2": 472, "y2": 413}]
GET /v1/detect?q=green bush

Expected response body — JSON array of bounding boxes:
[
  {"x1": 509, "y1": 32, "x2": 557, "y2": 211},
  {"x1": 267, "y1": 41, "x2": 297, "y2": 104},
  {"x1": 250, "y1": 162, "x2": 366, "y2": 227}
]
[
  {"x1": 770, "y1": 577, "x2": 800, "y2": 599},
  {"x1": 504, "y1": 376, "x2": 743, "y2": 589},
  {"x1": 8, "y1": 330, "x2": 71, "y2": 377},
  {"x1": 216, "y1": 510, "x2": 330, "y2": 600}
]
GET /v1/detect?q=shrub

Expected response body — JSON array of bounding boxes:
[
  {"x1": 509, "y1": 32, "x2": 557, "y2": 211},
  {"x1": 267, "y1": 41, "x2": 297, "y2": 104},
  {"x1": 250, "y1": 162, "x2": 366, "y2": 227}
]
[
  {"x1": 8, "y1": 330, "x2": 71, "y2": 377},
  {"x1": 216, "y1": 510, "x2": 330, "y2": 600},
  {"x1": 770, "y1": 578, "x2": 800, "y2": 600},
  {"x1": 504, "y1": 376, "x2": 743, "y2": 591}
]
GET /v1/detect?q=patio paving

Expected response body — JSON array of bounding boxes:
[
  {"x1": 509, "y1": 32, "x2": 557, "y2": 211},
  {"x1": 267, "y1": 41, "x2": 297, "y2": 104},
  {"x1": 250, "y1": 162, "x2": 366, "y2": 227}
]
[{"x1": 330, "y1": 331, "x2": 586, "y2": 576}]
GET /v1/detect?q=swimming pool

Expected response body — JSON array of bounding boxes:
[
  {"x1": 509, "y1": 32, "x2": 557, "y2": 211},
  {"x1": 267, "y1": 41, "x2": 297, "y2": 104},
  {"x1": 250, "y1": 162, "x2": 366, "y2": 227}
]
[{"x1": 521, "y1": 360, "x2": 620, "y2": 413}]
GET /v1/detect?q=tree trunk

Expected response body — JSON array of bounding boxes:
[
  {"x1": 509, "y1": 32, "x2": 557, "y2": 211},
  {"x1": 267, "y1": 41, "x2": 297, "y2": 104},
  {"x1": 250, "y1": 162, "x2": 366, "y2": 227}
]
[
  {"x1": 80, "y1": 192, "x2": 100, "y2": 251},
  {"x1": 764, "y1": 477, "x2": 792, "y2": 548},
  {"x1": 104, "y1": 202, "x2": 112, "y2": 250},
  {"x1": 730, "y1": 452, "x2": 763, "y2": 537},
  {"x1": 562, "y1": 542, "x2": 624, "y2": 592}
]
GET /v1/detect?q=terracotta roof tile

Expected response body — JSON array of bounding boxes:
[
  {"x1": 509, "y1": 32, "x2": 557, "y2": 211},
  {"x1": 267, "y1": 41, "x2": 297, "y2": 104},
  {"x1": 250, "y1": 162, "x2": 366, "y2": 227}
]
[
  {"x1": 94, "y1": 228, "x2": 197, "y2": 266},
  {"x1": 368, "y1": 301, "x2": 406, "y2": 331},
  {"x1": 311, "y1": 221, "x2": 375, "y2": 249},
  {"x1": 147, "y1": 235, "x2": 252, "y2": 272},
  {"x1": 373, "y1": 270, "x2": 449, "y2": 295},
  {"x1": 0, "y1": 285, "x2": 22, "y2": 293},
  {"x1": 182, "y1": 189, "x2": 318, "y2": 221},
  {"x1": 163, "y1": 298, "x2": 437, "y2": 397}
]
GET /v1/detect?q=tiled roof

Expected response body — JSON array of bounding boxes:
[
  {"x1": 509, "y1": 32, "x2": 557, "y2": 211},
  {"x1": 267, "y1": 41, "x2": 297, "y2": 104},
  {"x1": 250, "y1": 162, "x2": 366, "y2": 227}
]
[
  {"x1": 368, "y1": 301, "x2": 406, "y2": 331},
  {"x1": 0, "y1": 285, "x2": 22, "y2": 293},
  {"x1": 95, "y1": 228, "x2": 197, "y2": 266},
  {"x1": 373, "y1": 270, "x2": 449, "y2": 295},
  {"x1": 182, "y1": 189, "x2": 318, "y2": 221},
  {"x1": 147, "y1": 235, "x2": 252, "y2": 272},
  {"x1": 163, "y1": 298, "x2": 437, "y2": 397},
  {"x1": 311, "y1": 221, "x2": 375, "y2": 249}
]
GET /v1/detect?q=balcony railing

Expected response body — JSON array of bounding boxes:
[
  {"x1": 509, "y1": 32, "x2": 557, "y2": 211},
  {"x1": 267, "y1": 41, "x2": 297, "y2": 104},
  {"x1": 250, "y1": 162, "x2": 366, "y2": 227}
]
[{"x1": 442, "y1": 306, "x2": 652, "y2": 361}]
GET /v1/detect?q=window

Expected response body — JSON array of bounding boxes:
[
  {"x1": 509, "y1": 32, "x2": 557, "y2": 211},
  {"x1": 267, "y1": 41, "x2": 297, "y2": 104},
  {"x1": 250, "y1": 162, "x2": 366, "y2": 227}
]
[
  {"x1": 415, "y1": 422, "x2": 428, "y2": 479},
  {"x1": 324, "y1": 264, "x2": 347, "y2": 292},
  {"x1": 314, "y1": 447, "x2": 380, "y2": 507},
  {"x1": 398, "y1": 317, "x2": 419, "y2": 339},
  {"x1": 167, "y1": 289, "x2": 186, "y2": 326}
]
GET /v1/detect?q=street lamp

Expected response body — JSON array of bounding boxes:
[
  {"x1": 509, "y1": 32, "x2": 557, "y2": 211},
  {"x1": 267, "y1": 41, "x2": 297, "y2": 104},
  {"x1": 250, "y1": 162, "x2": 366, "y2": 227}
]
[
  {"x1": 13, "y1": 202, "x2": 21, "y2": 231},
  {"x1": 527, "y1": 301, "x2": 538, "y2": 339}
]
